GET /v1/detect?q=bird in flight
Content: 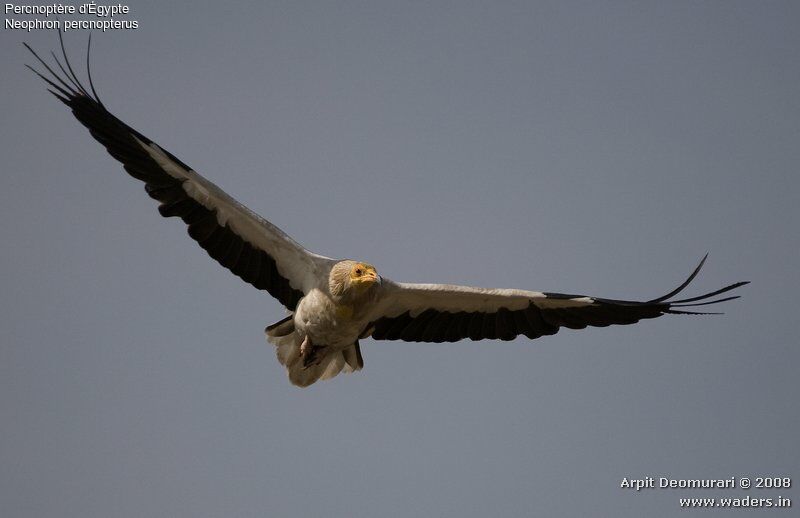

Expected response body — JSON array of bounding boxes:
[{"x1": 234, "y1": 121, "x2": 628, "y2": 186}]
[{"x1": 25, "y1": 36, "x2": 748, "y2": 387}]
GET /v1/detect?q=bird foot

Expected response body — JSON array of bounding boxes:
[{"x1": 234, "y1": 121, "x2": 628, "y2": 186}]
[{"x1": 300, "y1": 336, "x2": 325, "y2": 368}]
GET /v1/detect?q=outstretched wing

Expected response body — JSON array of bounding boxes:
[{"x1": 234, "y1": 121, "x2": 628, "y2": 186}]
[
  {"x1": 25, "y1": 37, "x2": 334, "y2": 310},
  {"x1": 365, "y1": 256, "x2": 748, "y2": 343}
]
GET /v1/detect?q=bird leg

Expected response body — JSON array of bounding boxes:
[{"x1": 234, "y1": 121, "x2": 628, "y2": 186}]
[
  {"x1": 300, "y1": 334, "x2": 312, "y2": 357},
  {"x1": 300, "y1": 335, "x2": 325, "y2": 368}
]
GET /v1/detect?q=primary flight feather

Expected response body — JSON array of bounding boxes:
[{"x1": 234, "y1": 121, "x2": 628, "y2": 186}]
[{"x1": 26, "y1": 37, "x2": 748, "y2": 387}]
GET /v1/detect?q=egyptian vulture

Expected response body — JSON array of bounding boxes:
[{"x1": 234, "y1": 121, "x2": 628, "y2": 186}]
[{"x1": 25, "y1": 38, "x2": 748, "y2": 387}]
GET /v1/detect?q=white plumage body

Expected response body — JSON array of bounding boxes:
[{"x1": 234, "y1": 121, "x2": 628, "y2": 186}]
[
  {"x1": 267, "y1": 283, "x2": 375, "y2": 387},
  {"x1": 295, "y1": 288, "x2": 370, "y2": 349}
]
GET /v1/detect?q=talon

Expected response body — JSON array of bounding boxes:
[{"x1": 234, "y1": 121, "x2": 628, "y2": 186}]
[{"x1": 302, "y1": 347, "x2": 321, "y2": 368}]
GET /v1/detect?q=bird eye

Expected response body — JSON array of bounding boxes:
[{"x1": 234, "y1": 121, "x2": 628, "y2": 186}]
[{"x1": 355, "y1": 268, "x2": 362, "y2": 275}]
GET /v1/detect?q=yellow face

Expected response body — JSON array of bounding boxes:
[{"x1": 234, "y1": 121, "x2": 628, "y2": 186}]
[{"x1": 349, "y1": 262, "x2": 378, "y2": 289}]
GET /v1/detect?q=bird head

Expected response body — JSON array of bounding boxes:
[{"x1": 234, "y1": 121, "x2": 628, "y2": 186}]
[{"x1": 330, "y1": 260, "x2": 380, "y2": 298}]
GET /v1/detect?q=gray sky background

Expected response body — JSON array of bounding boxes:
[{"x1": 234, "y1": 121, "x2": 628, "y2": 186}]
[{"x1": 2, "y1": 1, "x2": 798, "y2": 516}]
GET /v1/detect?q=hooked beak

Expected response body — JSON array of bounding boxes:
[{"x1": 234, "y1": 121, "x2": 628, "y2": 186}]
[
  {"x1": 359, "y1": 272, "x2": 378, "y2": 285},
  {"x1": 353, "y1": 270, "x2": 379, "y2": 287}
]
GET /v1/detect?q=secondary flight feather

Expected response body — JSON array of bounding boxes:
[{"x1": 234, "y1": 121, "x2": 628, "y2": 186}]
[{"x1": 25, "y1": 36, "x2": 748, "y2": 387}]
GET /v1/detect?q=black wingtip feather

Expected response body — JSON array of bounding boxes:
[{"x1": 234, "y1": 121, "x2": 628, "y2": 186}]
[
  {"x1": 670, "y1": 295, "x2": 741, "y2": 308},
  {"x1": 669, "y1": 281, "x2": 750, "y2": 305},
  {"x1": 647, "y1": 253, "x2": 708, "y2": 303},
  {"x1": 86, "y1": 32, "x2": 104, "y2": 107},
  {"x1": 46, "y1": 89, "x2": 71, "y2": 104},
  {"x1": 25, "y1": 64, "x2": 73, "y2": 99},
  {"x1": 57, "y1": 27, "x2": 90, "y2": 98},
  {"x1": 665, "y1": 309, "x2": 724, "y2": 315},
  {"x1": 50, "y1": 50, "x2": 84, "y2": 94},
  {"x1": 24, "y1": 43, "x2": 78, "y2": 97},
  {"x1": 638, "y1": 255, "x2": 748, "y2": 313},
  {"x1": 25, "y1": 31, "x2": 102, "y2": 107}
]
